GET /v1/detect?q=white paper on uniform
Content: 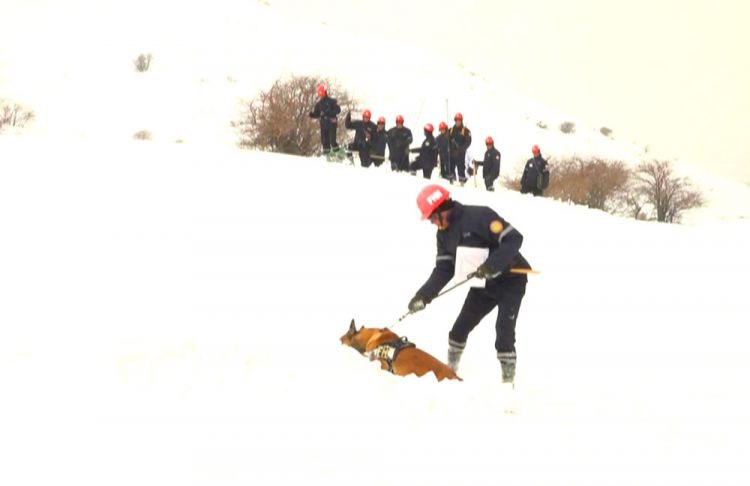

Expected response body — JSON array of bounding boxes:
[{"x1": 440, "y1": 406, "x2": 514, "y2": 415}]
[{"x1": 454, "y1": 246, "x2": 489, "y2": 288}]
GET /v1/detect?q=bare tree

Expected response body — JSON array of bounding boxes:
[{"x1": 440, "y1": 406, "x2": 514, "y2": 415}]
[
  {"x1": 0, "y1": 101, "x2": 35, "y2": 131},
  {"x1": 544, "y1": 156, "x2": 630, "y2": 211},
  {"x1": 233, "y1": 75, "x2": 357, "y2": 156},
  {"x1": 633, "y1": 160, "x2": 704, "y2": 223},
  {"x1": 133, "y1": 53, "x2": 153, "y2": 72},
  {"x1": 560, "y1": 121, "x2": 576, "y2": 134}
]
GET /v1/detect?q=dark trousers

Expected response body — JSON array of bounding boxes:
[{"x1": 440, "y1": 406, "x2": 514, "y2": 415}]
[
  {"x1": 409, "y1": 159, "x2": 434, "y2": 179},
  {"x1": 371, "y1": 153, "x2": 385, "y2": 167},
  {"x1": 320, "y1": 122, "x2": 338, "y2": 151},
  {"x1": 358, "y1": 149, "x2": 372, "y2": 167},
  {"x1": 390, "y1": 150, "x2": 409, "y2": 171},
  {"x1": 448, "y1": 284, "x2": 526, "y2": 353},
  {"x1": 521, "y1": 186, "x2": 543, "y2": 197},
  {"x1": 450, "y1": 150, "x2": 467, "y2": 182},
  {"x1": 484, "y1": 177, "x2": 496, "y2": 191}
]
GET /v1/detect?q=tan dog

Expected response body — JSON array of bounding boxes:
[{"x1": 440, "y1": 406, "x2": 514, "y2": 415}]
[{"x1": 340, "y1": 320, "x2": 461, "y2": 382}]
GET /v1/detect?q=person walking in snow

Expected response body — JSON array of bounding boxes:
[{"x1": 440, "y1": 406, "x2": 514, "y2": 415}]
[
  {"x1": 369, "y1": 117, "x2": 388, "y2": 167},
  {"x1": 520, "y1": 145, "x2": 549, "y2": 196},
  {"x1": 470, "y1": 136, "x2": 501, "y2": 191},
  {"x1": 344, "y1": 109, "x2": 377, "y2": 167},
  {"x1": 448, "y1": 113, "x2": 472, "y2": 185},
  {"x1": 408, "y1": 123, "x2": 439, "y2": 179},
  {"x1": 407, "y1": 184, "x2": 531, "y2": 384},
  {"x1": 436, "y1": 121, "x2": 452, "y2": 182},
  {"x1": 309, "y1": 84, "x2": 341, "y2": 158},
  {"x1": 386, "y1": 115, "x2": 413, "y2": 172}
]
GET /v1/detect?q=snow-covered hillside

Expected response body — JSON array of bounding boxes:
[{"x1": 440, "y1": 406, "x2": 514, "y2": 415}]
[
  {"x1": 2, "y1": 0, "x2": 749, "y2": 222},
  {"x1": 2, "y1": 1, "x2": 750, "y2": 485},
  {"x1": 1, "y1": 136, "x2": 749, "y2": 485}
]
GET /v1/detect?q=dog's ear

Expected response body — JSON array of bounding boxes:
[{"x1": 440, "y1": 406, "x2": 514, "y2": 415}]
[{"x1": 349, "y1": 319, "x2": 356, "y2": 333}]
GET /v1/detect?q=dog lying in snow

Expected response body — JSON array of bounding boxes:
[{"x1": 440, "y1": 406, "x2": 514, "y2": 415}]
[{"x1": 340, "y1": 320, "x2": 461, "y2": 382}]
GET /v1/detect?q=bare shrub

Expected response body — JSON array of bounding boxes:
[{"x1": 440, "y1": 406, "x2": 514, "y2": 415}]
[
  {"x1": 536, "y1": 120, "x2": 548, "y2": 129},
  {"x1": 560, "y1": 121, "x2": 576, "y2": 134},
  {"x1": 544, "y1": 156, "x2": 630, "y2": 212},
  {"x1": 633, "y1": 160, "x2": 704, "y2": 223},
  {"x1": 600, "y1": 126, "x2": 613, "y2": 137},
  {"x1": 133, "y1": 53, "x2": 153, "y2": 72},
  {"x1": 233, "y1": 75, "x2": 357, "y2": 156},
  {"x1": 0, "y1": 101, "x2": 35, "y2": 131},
  {"x1": 132, "y1": 130, "x2": 152, "y2": 140},
  {"x1": 501, "y1": 174, "x2": 521, "y2": 192}
]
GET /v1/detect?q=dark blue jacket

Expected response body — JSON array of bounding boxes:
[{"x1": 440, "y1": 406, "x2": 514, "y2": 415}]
[
  {"x1": 309, "y1": 96, "x2": 341, "y2": 127},
  {"x1": 475, "y1": 147, "x2": 501, "y2": 181},
  {"x1": 344, "y1": 112, "x2": 377, "y2": 149},
  {"x1": 521, "y1": 155, "x2": 548, "y2": 190},
  {"x1": 417, "y1": 202, "x2": 530, "y2": 301},
  {"x1": 410, "y1": 132, "x2": 438, "y2": 167}
]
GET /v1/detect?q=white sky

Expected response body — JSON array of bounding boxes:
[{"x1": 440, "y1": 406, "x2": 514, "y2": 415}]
[{"x1": 2, "y1": 0, "x2": 749, "y2": 182}]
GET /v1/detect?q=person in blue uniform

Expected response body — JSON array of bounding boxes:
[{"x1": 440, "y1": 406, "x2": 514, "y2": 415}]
[{"x1": 408, "y1": 184, "x2": 531, "y2": 384}]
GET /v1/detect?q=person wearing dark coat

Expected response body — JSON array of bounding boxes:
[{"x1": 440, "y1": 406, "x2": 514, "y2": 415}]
[
  {"x1": 520, "y1": 145, "x2": 549, "y2": 196},
  {"x1": 344, "y1": 110, "x2": 377, "y2": 167},
  {"x1": 409, "y1": 185, "x2": 531, "y2": 384},
  {"x1": 369, "y1": 117, "x2": 388, "y2": 167},
  {"x1": 308, "y1": 84, "x2": 341, "y2": 156},
  {"x1": 386, "y1": 115, "x2": 413, "y2": 172},
  {"x1": 408, "y1": 124, "x2": 439, "y2": 179},
  {"x1": 471, "y1": 137, "x2": 501, "y2": 191},
  {"x1": 436, "y1": 122, "x2": 452, "y2": 182},
  {"x1": 448, "y1": 113, "x2": 472, "y2": 184}
]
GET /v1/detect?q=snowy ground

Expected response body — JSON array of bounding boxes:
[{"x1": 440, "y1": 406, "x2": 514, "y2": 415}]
[
  {"x1": 1, "y1": 137, "x2": 749, "y2": 485},
  {"x1": 2, "y1": 1, "x2": 750, "y2": 484}
]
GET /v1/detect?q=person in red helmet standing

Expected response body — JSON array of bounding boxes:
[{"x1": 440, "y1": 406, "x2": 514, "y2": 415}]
[
  {"x1": 386, "y1": 115, "x2": 413, "y2": 172},
  {"x1": 408, "y1": 123, "x2": 439, "y2": 179},
  {"x1": 436, "y1": 121, "x2": 452, "y2": 182},
  {"x1": 344, "y1": 109, "x2": 377, "y2": 167},
  {"x1": 448, "y1": 113, "x2": 472, "y2": 185},
  {"x1": 309, "y1": 84, "x2": 342, "y2": 160},
  {"x1": 408, "y1": 184, "x2": 532, "y2": 384},
  {"x1": 369, "y1": 116, "x2": 388, "y2": 167},
  {"x1": 470, "y1": 136, "x2": 501, "y2": 191},
  {"x1": 521, "y1": 145, "x2": 549, "y2": 196}
]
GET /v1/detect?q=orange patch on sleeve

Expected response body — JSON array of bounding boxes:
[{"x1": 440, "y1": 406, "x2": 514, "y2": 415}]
[{"x1": 490, "y1": 220, "x2": 504, "y2": 234}]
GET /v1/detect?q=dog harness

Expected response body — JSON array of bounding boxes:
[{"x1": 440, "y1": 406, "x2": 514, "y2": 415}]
[{"x1": 367, "y1": 336, "x2": 416, "y2": 373}]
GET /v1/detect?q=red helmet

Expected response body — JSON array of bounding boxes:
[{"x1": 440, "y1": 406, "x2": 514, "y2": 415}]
[
  {"x1": 424, "y1": 123, "x2": 434, "y2": 133},
  {"x1": 454, "y1": 112, "x2": 463, "y2": 122},
  {"x1": 396, "y1": 115, "x2": 404, "y2": 124},
  {"x1": 416, "y1": 185, "x2": 450, "y2": 220},
  {"x1": 362, "y1": 109, "x2": 371, "y2": 121},
  {"x1": 485, "y1": 136, "x2": 494, "y2": 145},
  {"x1": 532, "y1": 144, "x2": 541, "y2": 155},
  {"x1": 317, "y1": 84, "x2": 327, "y2": 97},
  {"x1": 439, "y1": 121, "x2": 448, "y2": 132},
  {"x1": 377, "y1": 116, "x2": 386, "y2": 125}
]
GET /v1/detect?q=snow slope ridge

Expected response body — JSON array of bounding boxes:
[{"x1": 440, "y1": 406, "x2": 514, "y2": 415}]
[
  {"x1": 2, "y1": 0, "x2": 748, "y2": 221},
  {"x1": 1, "y1": 136, "x2": 749, "y2": 485}
]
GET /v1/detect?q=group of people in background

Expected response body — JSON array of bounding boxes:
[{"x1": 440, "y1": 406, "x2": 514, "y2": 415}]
[{"x1": 309, "y1": 84, "x2": 550, "y2": 196}]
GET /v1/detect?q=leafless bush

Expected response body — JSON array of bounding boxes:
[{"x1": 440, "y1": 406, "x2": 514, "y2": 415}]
[
  {"x1": 633, "y1": 160, "x2": 704, "y2": 223},
  {"x1": 560, "y1": 121, "x2": 576, "y2": 134},
  {"x1": 132, "y1": 130, "x2": 152, "y2": 140},
  {"x1": 0, "y1": 101, "x2": 35, "y2": 131},
  {"x1": 133, "y1": 53, "x2": 153, "y2": 72},
  {"x1": 536, "y1": 120, "x2": 548, "y2": 129},
  {"x1": 544, "y1": 156, "x2": 630, "y2": 212},
  {"x1": 600, "y1": 127, "x2": 613, "y2": 137},
  {"x1": 233, "y1": 75, "x2": 357, "y2": 156},
  {"x1": 501, "y1": 174, "x2": 521, "y2": 192}
]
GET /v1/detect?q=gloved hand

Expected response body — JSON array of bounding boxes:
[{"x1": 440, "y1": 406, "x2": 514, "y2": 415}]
[
  {"x1": 473, "y1": 263, "x2": 496, "y2": 279},
  {"x1": 408, "y1": 294, "x2": 427, "y2": 313}
]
